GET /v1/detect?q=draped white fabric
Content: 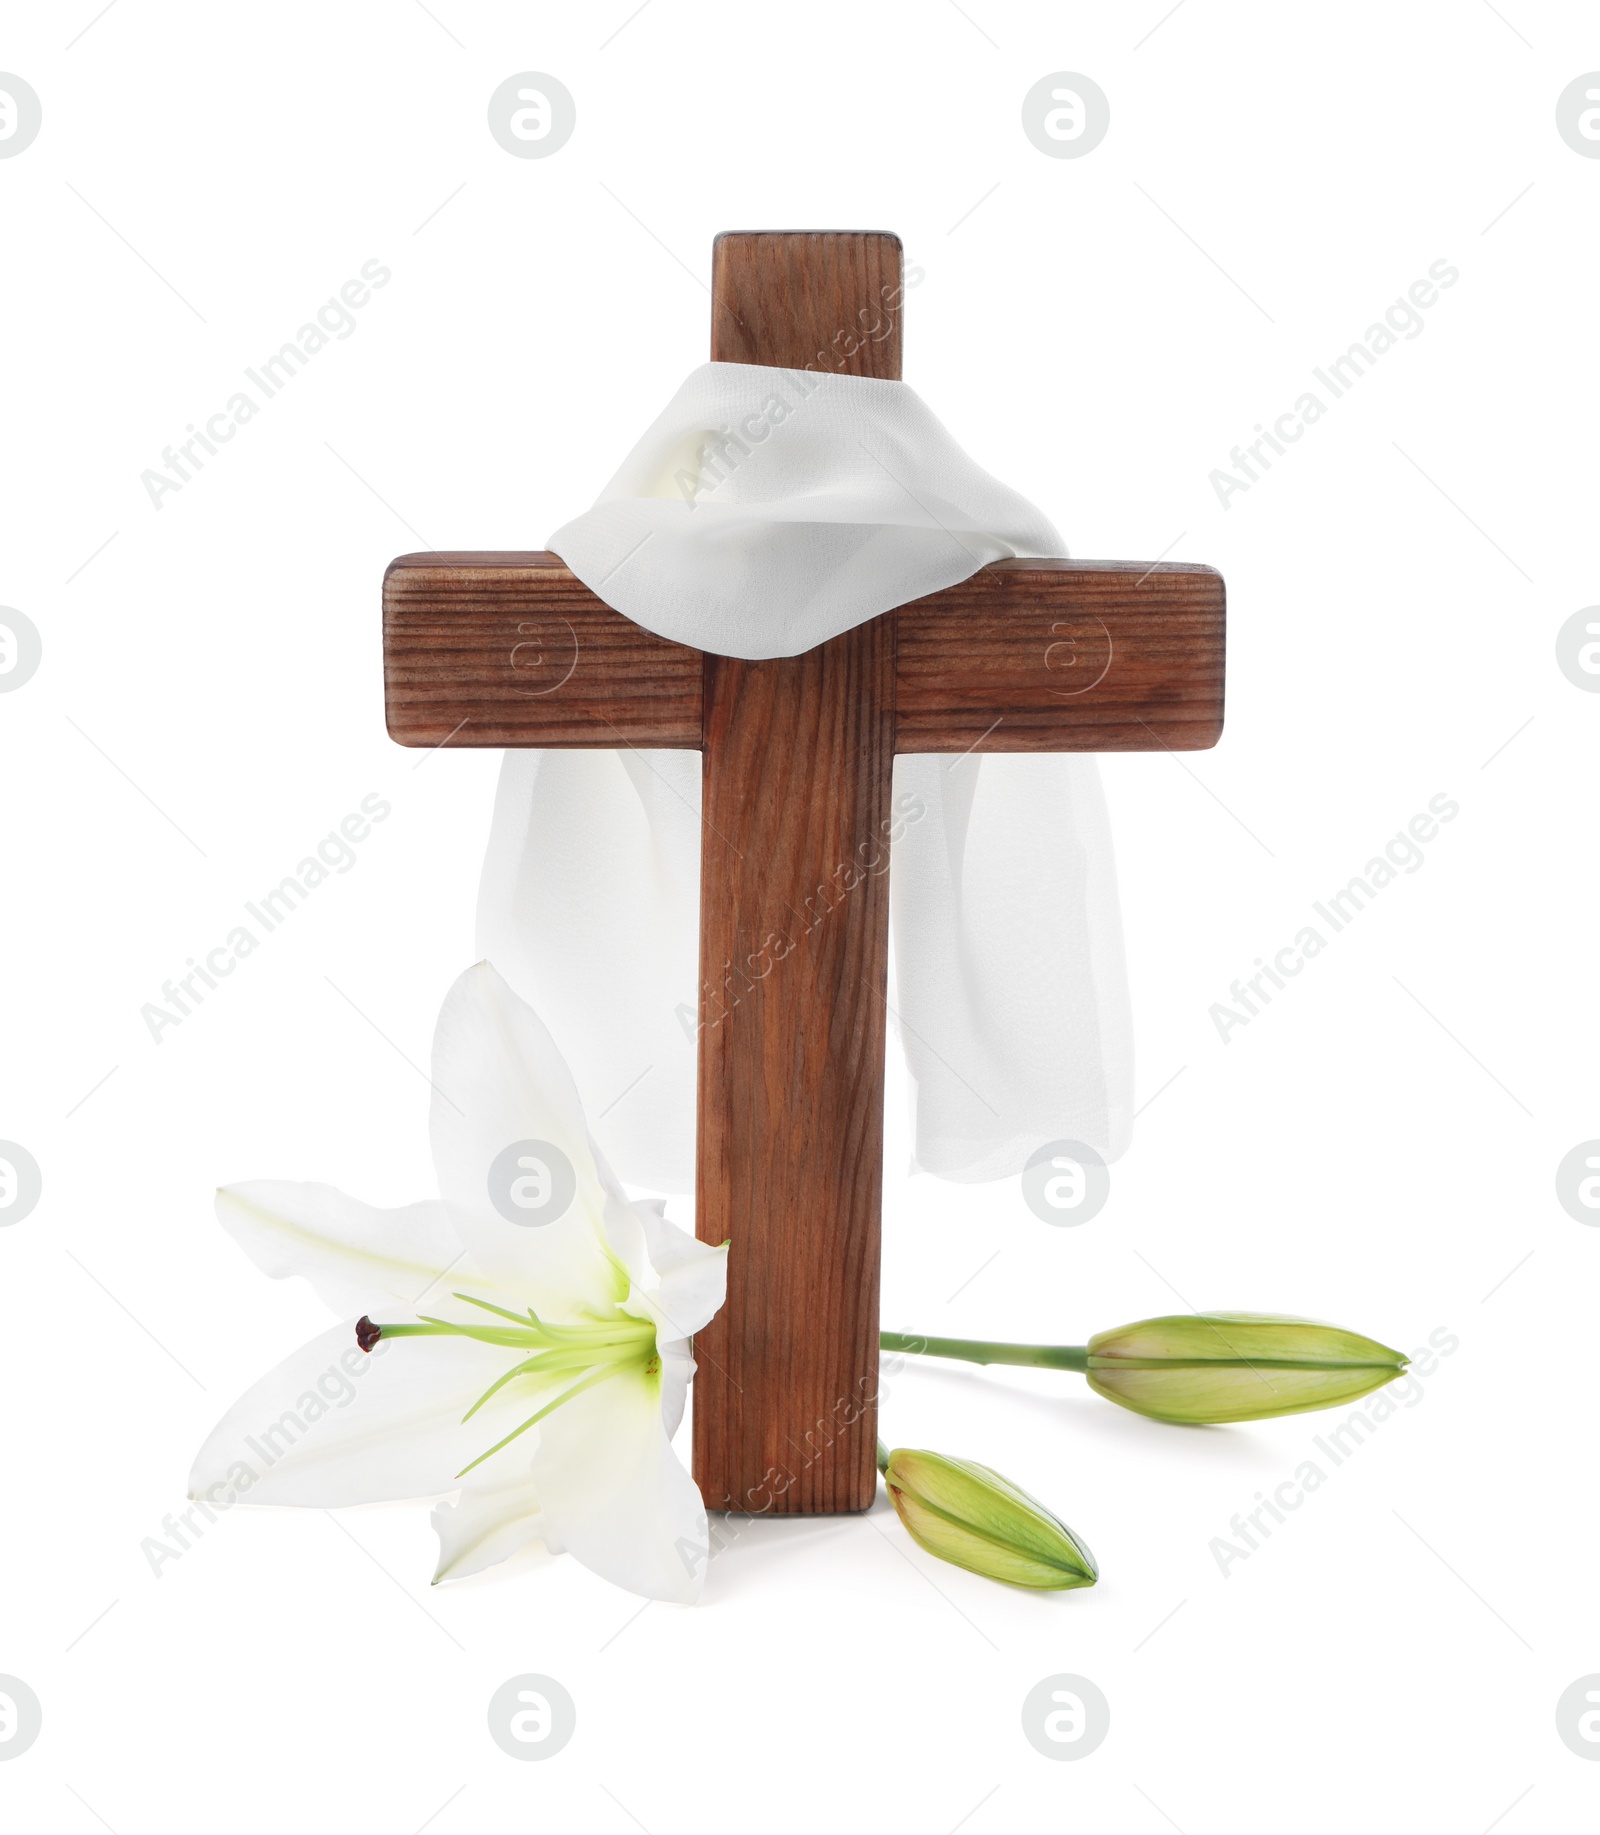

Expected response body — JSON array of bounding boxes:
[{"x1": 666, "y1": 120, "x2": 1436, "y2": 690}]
[
  {"x1": 477, "y1": 363, "x2": 1133, "y2": 1191},
  {"x1": 545, "y1": 363, "x2": 1066, "y2": 657}
]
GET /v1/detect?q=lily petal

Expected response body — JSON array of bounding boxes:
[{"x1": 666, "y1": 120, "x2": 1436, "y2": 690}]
[
  {"x1": 215, "y1": 1183, "x2": 472, "y2": 1316},
  {"x1": 622, "y1": 1209, "x2": 729, "y2": 1348},
  {"x1": 659, "y1": 1337, "x2": 692, "y2": 1440},
  {"x1": 188, "y1": 1322, "x2": 546, "y2": 1507},
  {"x1": 533, "y1": 1361, "x2": 708, "y2": 1603},
  {"x1": 431, "y1": 1470, "x2": 549, "y2": 1583},
  {"x1": 429, "y1": 963, "x2": 632, "y2": 1312}
]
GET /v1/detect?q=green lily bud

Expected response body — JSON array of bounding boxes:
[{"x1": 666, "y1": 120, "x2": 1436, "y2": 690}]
[
  {"x1": 1085, "y1": 1313, "x2": 1407, "y2": 1424},
  {"x1": 882, "y1": 1447, "x2": 1097, "y2": 1591}
]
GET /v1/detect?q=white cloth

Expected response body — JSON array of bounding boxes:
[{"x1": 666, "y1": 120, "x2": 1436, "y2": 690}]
[
  {"x1": 478, "y1": 363, "x2": 1133, "y2": 1190},
  {"x1": 545, "y1": 363, "x2": 1065, "y2": 657}
]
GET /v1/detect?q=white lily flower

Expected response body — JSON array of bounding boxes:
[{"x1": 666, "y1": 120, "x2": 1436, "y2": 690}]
[{"x1": 189, "y1": 962, "x2": 729, "y2": 1603}]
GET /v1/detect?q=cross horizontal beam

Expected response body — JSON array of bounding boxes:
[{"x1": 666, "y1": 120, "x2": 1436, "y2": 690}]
[{"x1": 383, "y1": 552, "x2": 1225, "y2": 754}]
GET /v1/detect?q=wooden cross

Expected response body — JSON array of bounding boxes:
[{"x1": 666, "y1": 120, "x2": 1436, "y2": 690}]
[{"x1": 383, "y1": 231, "x2": 1225, "y2": 1517}]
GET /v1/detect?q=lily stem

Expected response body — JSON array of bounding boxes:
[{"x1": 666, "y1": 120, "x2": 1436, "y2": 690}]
[{"x1": 880, "y1": 1330, "x2": 1090, "y2": 1373}]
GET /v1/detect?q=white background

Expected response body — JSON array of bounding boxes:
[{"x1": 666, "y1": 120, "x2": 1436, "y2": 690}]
[{"x1": 2, "y1": 1, "x2": 1597, "y2": 1828}]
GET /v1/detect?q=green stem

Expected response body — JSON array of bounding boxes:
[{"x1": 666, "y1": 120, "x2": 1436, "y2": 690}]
[
  {"x1": 880, "y1": 1330, "x2": 1090, "y2": 1374},
  {"x1": 875, "y1": 1438, "x2": 891, "y2": 1476}
]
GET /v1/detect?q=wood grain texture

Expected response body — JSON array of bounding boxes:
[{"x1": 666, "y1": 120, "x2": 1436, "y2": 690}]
[
  {"x1": 693, "y1": 621, "x2": 894, "y2": 1513},
  {"x1": 384, "y1": 553, "x2": 701, "y2": 749},
  {"x1": 695, "y1": 232, "x2": 904, "y2": 1513},
  {"x1": 895, "y1": 559, "x2": 1225, "y2": 753},
  {"x1": 712, "y1": 231, "x2": 905, "y2": 378},
  {"x1": 384, "y1": 553, "x2": 1225, "y2": 757}
]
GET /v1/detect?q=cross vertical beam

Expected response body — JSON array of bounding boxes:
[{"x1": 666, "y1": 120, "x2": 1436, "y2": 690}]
[
  {"x1": 694, "y1": 625, "x2": 896, "y2": 1513},
  {"x1": 689, "y1": 233, "x2": 906, "y2": 1513}
]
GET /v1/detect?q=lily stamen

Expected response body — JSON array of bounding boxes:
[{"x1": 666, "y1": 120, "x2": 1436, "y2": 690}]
[{"x1": 355, "y1": 1293, "x2": 661, "y2": 1478}]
